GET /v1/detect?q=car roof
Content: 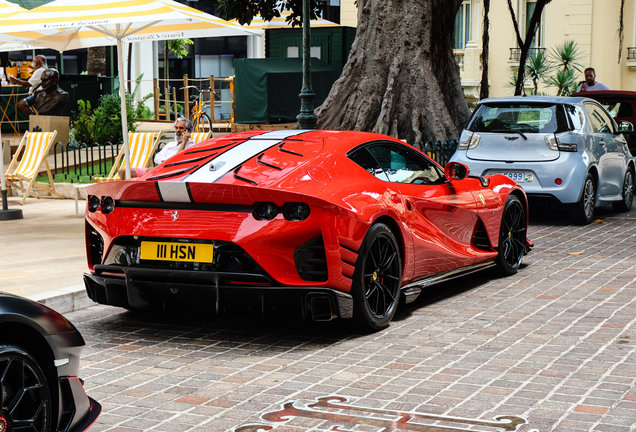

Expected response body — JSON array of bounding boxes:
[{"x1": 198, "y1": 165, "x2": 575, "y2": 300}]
[
  {"x1": 571, "y1": 90, "x2": 636, "y2": 99},
  {"x1": 479, "y1": 95, "x2": 588, "y2": 105}
]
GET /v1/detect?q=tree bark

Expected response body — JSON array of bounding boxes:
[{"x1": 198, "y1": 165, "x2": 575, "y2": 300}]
[
  {"x1": 479, "y1": 0, "x2": 490, "y2": 100},
  {"x1": 316, "y1": 0, "x2": 470, "y2": 145},
  {"x1": 87, "y1": 47, "x2": 106, "y2": 76}
]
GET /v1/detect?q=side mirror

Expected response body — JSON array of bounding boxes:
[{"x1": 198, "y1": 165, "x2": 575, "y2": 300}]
[
  {"x1": 444, "y1": 161, "x2": 470, "y2": 180},
  {"x1": 618, "y1": 120, "x2": 634, "y2": 133}
]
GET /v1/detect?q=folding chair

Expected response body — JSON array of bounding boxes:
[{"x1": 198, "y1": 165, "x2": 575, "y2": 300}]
[
  {"x1": 5, "y1": 131, "x2": 64, "y2": 205},
  {"x1": 189, "y1": 131, "x2": 212, "y2": 145},
  {"x1": 93, "y1": 131, "x2": 162, "y2": 182}
]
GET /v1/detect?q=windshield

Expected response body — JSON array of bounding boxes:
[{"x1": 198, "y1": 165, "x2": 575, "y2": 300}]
[{"x1": 467, "y1": 103, "x2": 570, "y2": 134}]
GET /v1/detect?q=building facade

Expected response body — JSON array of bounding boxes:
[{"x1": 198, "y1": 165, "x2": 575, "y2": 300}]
[{"x1": 453, "y1": 0, "x2": 636, "y2": 104}]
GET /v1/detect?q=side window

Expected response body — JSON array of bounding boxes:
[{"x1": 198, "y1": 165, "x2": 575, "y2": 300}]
[
  {"x1": 366, "y1": 143, "x2": 444, "y2": 185},
  {"x1": 584, "y1": 103, "x2": 614, "y2": 133},
  {"x1": 584, "y1": 103, "x2": 605, "y2": 133},
  {"x1": 565, "y1": 105, "x2": 584, "y2": 131},
  {"x1": 595, "y1": 106, "x2": 615, "y2": 133},
  {"x1": 348, "y1": 147, "x2": 390, "y2": 181}
]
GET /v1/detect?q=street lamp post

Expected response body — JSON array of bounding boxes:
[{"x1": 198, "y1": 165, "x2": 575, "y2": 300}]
[{"x1": 296, "y1": 0, "x2": 317, "y2": 129}]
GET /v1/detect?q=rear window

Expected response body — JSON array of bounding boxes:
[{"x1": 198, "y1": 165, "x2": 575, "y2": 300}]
[{"x1": 467, "y1": 103, "x2": 570, "y2": 133}]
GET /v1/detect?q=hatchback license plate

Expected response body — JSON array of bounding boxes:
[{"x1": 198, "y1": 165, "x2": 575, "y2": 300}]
[
  {"x1": 140, "y1": 241, "x2": 214, "y2": 263},
  {"x1": 491, "y1": 171, "x2": 533, "y2": 183}
]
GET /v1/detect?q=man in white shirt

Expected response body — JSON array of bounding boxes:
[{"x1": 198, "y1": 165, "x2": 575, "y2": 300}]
[
  {"x1": 577, "y1": 67, "x2": 610, "y2": 92},
  {"x1": 120, "y1": 117, "x2": 195, "y2": 179},
  {"x1": 8, "y1": 55, "x2": 48, "y2": 115}
]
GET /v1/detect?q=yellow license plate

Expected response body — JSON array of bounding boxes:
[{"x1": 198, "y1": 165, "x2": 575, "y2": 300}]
[{"x1": 140, "y1": 241, "x2": 214, "y2": 263}]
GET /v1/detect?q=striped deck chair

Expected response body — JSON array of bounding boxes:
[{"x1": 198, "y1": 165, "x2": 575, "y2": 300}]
[
  {"x1": 93, "y1": 131, "x2": 162, "y2": 182},
  {"x1": 189, "y1": 131, "x2": 212, "y2": 145},
  {"x1": 5, "y1": 131, "x2": 64, "y2": 205}
]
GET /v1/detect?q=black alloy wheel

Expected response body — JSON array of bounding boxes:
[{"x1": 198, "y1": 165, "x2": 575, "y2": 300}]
[
  {"x1": 352, "y1": 223, "x2": 402, "y2": 330},
  {"x1": 613, "y1": 168, "x2": 634, "y2": 212},
  {"x1": 495, "y1": 195, "x2": 526, "y2": 276},
  {"x1": 569, "y1": 173, "x2": 596, "y2": 225},
  {"x1": 0, "y1": 345, "x2": 51, "y2": 432}
]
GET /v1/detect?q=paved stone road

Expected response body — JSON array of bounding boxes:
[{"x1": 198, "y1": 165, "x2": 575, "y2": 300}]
[{"x1": 69, "y1": 208, "x2": 636, "y2": 432}]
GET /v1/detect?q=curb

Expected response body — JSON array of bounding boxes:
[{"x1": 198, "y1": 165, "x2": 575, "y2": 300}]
[{"x1": 26, "y1": 284, "x2": 93, "y2": 315}]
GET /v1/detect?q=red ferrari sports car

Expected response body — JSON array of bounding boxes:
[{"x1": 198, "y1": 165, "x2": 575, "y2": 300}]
[{"x1": 83, "y1": 130, "x2": 533, "y2": 329}]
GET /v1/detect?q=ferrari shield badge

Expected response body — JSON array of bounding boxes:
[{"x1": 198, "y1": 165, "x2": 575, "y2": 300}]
[
  {"x1": 478, "y1": 192, "x2": 486, "y2": 206},
  {"x1": 234, "y1": 396, "x2": 529, "y2": 432}
]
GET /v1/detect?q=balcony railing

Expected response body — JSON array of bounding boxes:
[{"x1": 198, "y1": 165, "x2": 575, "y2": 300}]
[{"x1": 509, "y1": 47, "x2": 546, "y2": 61}]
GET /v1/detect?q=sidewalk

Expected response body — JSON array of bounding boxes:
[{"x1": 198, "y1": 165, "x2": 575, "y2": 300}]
[{"x1": 0, "y1": 196, "x2": 91, "y2": 313}]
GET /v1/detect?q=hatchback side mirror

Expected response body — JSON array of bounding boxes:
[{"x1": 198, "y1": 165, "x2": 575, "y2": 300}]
[
  {"x1": 445, "y1": 161, "x2": 470, "y2": 180},
  {"x1": 618, "y1": 120, "x2": 634, "y2": 133}
]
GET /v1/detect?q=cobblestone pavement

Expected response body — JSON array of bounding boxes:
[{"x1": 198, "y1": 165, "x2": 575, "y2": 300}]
[{"x1": 68, "y1": 208, "x2": 636, "y2": 432}]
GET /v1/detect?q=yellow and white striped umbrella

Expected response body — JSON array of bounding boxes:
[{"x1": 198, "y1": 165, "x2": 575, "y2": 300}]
[
  {"x1": 0, "y1": 0, "x2": 40, "y2": 52},
  {"x1": 0, "y1": 0, "x2": 262, "y2": 179},
  {"x1": 0, "y1": 0, "x2": 261, "y2": 51}
]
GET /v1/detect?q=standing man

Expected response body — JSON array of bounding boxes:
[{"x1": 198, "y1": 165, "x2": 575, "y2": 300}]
[
  {"x1": 577, "y1": 67, "x2": 610, "y2": 92},
  {"x1": 8, "y1": 54, "x2": 48, "y2": 115},
  {"x1": 119, "y1": 117, "x2": 194, "y2": 179}
]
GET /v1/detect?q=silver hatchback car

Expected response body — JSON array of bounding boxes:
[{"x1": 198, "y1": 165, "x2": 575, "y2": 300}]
[{"x1": 451, "y1": 96, "x2": 636, "y2": 224}]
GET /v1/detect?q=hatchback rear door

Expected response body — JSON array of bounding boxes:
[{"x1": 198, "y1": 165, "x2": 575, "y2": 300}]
[{"x1": 465, "y1": 102, "x2": 566, "y2": 162}]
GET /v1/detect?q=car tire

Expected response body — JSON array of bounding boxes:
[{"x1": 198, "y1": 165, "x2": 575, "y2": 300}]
[
  {"x1": 495, "y1": 195, "x2": 526, "y2": 276},
  {"x1": 613, "y1": 168, "x2": 634, "y2": 212},
  {"x1": 569, "y1": 173, "x2": 596, "y2": 225},
  {"x1": 0, "y1": 344, "x2": 52, "y2": 432},
  {"x1": 352, "y1": 223, "x2": 402, "y2": 331}
]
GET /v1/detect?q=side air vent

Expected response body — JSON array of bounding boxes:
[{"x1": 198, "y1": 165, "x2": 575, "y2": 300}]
[
  {"x1": 88, "y1": 226, "x2": 104, "y2": 266},
  {"x1": 294, "y1": 236, "x2": 328, "y2": 282},
  {"x1": 473, "y1": 221, "x2": 492, "y2": 251}
]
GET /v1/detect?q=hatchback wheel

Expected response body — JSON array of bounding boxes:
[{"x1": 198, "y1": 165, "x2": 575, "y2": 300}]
[
  {"x1": 613, "y1": 168, "x2": 634, "y2": 212},
  {"x1": 569, "y1": 173, "x2": 596, "y2": 225}
]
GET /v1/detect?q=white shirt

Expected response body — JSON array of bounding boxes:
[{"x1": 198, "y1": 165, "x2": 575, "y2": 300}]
[
  {"x1": 28, "y1": 67, "x2": 45, "y2": 95},
  {"x1": 154, "y1": 136, "x2": 195, "y2": 165},
  {"x1": 576, "y1": 81, "x2": 611, "y2": 92}
]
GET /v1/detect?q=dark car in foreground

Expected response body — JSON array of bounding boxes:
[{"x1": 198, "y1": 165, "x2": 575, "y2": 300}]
[
  {"x1": 83, "y1": 130, "x2": 533, "y2": 330},
  {"x1": 452, "y1": 96, "x2": 636, "y2": 224},
  {"x1": 0, "y1": 293, "x2": 101, "y2": 432},
  {"x1": 571, "y1": 90, "x2": 636, "y2": 154}
]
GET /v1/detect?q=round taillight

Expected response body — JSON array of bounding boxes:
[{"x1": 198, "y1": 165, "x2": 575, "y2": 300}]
[
  {"x1": 88, "y1": 195, "x2": 100, "y2": 212},
  {"x1": 253, "y1": 202, "x2": 279, "y2": 220},
  {"x1": 283, "y1": 202, "x2": 310, "y2": 221},
  {"x1": 555, "y1": 178, "x2": 563, "y2": 185},
  {"x1": 101, "y1": 196, "x2": 115, "y2": 214}
]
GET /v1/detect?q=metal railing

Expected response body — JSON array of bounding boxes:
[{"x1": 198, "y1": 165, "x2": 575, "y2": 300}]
[
  {"x1": 414, "y1": 139, "x2": 458, "y2": 167},
  {"x1": 509, "y1": 47, "x2": 545, "y2": 61}
]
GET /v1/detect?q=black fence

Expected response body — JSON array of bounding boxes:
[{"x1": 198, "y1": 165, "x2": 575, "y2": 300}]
[{"x1": 415, "y1": 139, "x2": 459, "y2": 167}]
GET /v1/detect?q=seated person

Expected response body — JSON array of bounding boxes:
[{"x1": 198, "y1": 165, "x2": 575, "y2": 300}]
[
  {"x1": 33, "y1": 68, "x2": 69, "y2": 116},
  {"x1": 119, "y1": 117, "x2": 194, "y2": 179},
  {"x1": 8, "y1": 54, "x2": 47, "y2": 116}
]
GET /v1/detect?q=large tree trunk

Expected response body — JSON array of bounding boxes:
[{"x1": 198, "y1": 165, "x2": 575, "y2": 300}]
[
  {"x1": 316, "y1": 0, "x2": 470, "y2": 144},
  {"x1": 87, "y1": 47, "x2": 106, "y2": 76}
]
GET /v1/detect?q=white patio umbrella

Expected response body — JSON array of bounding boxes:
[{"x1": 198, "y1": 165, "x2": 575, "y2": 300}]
[{"x1": 0, "y1": 0, "x2": 261, "y2": 179}]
